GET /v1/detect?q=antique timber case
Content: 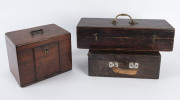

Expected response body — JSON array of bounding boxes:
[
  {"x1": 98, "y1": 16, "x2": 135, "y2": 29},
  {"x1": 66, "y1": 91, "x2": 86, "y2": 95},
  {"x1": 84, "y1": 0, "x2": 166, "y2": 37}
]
[
  {"x1": 88, "y1": 50, "x2": 161, "y2": 79},
  {"x1": 5, "y1": 24, "x2": 72, "y2": 87},
  {"x1": 77, "y1": 15, "x2": 175, "y2": 51}
]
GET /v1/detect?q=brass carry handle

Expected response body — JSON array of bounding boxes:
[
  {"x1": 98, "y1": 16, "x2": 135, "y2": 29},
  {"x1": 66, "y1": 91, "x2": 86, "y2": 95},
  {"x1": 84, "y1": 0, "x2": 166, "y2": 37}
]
[
  {"x1": 112, "y1": 14, "x2": 137, "y2": 25},
  {"x1": 112, "y1": 67, "x2": 138, "y2": 75},
  {"x1": 30, "y1": 29, "x2": 43, "y2": 35}
]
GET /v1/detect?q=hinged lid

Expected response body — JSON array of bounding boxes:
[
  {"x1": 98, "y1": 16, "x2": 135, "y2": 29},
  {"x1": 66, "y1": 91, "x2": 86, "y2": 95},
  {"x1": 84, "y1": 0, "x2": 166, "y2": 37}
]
[
  {"x1": 88, "y1": 49, "x2": 160, "y2": 61},
  {"x1": 78, "y1": 18, "x2": 174, "y2": 30},
  {"x1": 6, "y1": 24, "x2": 70, "y2": 47},
  {"x1": 77, "y1": 14, "x2": 175, "y2": 38}
]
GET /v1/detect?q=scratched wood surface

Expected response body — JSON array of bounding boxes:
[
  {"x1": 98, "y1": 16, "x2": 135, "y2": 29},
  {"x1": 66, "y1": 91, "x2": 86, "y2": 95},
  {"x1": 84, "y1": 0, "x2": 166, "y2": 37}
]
[
  {"x1": 77, "y1": 18, "x2": 175, "y2": 51},
  {"x1": 88, "y1": 49, "x2": 161, "y2": 79},
  {"x1": 5, "y1": 24, "x2": 72, "y2": 87}
]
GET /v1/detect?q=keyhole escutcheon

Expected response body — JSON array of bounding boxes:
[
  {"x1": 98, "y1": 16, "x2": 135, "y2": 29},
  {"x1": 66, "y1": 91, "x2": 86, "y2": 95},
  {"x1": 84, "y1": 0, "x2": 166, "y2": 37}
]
[
  {"x1": 44, "y1": 48, "x2": 49, "y2": 53},
  {"x1": 93, "y1": 33, "x2": 98, "y2": 41}
]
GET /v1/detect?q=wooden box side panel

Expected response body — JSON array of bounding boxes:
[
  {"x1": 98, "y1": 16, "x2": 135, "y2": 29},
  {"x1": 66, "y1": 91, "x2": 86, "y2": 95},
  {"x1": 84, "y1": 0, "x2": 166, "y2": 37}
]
[
  {"x1": 17, "y1": 49, "x2": 36, "y2": 87},
  {"x1": 5, "y1": 36, "x2": 20, "y2": 85},
  {"x1": 59, "y1": 39, "x2": 72, "y2": 72},
  {"x1": 88, "y1": 54, "x2": 161, "y2": 79}
]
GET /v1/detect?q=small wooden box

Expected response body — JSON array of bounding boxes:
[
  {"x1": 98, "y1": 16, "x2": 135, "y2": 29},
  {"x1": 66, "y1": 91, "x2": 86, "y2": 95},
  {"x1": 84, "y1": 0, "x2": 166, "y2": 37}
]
[
  {"x1": 77, "y1": 18, "x2": 175, "y2": 51},
  {"x1": 88, "y1": 50, "x2": 161, "y2": 79},
  {"x1": 5, "y1": 24, "x2": 72, "y2": 87}
]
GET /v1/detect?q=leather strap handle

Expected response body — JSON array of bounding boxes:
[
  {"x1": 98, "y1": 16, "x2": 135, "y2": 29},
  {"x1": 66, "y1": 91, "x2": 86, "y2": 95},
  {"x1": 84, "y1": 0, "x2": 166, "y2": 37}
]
[
  {"x1": 30, "y1": 29, "x2": 43, "y2": 35},
  {"x1": 112, "y1": 67, "x2": 138, "y2": 75},
  {"x1": 109, "y1": 62, "x2": 138, "y2": 75},
  {"x1": 112, "y1": 14, "x2": 137, "y2": 25}
]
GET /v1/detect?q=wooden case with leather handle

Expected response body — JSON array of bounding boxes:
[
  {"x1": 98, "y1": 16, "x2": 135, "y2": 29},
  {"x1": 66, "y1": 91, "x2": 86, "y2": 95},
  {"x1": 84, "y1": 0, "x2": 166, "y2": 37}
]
[{"x1": 88, "y1": 49, "x2": 161, "y2": 79}]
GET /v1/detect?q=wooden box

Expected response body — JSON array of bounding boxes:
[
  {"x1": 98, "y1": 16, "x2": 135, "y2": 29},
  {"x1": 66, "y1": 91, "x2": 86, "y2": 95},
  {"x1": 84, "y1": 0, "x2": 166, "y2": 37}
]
[
  {"x1": 88, "y1": 50, "x2": 161, "y2": 79},
  {"x1": 5, "y1": 24, "x2": 72, "y2": 87},
  {"x1": 77, "y1": 14, "x2": 175, "y2": 51}
]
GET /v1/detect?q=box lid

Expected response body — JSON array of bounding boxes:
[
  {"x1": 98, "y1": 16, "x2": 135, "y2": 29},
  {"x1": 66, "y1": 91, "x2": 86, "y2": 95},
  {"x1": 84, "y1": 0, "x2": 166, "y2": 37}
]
[
  {"x1": 77, "y1": 18, "x2": 174, "y2": 30},
  {"x1": 88, "y1": 49, "x2": 160, "y2": 56},
  {"x1": 6, "y1": 24, "x2": 70, "y2": 46},
  {"x1": 88, "y1": 49, "x2": 161, "y2": 61}
]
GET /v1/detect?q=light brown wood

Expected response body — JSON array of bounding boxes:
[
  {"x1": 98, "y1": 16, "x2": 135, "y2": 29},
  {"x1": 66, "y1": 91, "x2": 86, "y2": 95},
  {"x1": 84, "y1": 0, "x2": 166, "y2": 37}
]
[
  {"x1": 34, "y1": 42, "x2": 60, "y2": 80},
  {"x1": 5, "y1": 24, "x2": 72, "y2": 87}
]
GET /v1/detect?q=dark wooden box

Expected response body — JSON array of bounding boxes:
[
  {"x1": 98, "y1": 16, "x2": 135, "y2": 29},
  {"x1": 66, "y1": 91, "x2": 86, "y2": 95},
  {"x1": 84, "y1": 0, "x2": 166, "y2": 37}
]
[
  {"x1": 5, "y1": 24, "x2": 72, "y2": 87},
  {"x1": 88, "y1": 50, "x2": 161, "y2": 79},
  {"x1": 77, "y1": 17, "x2": 175, "y2": 51}
]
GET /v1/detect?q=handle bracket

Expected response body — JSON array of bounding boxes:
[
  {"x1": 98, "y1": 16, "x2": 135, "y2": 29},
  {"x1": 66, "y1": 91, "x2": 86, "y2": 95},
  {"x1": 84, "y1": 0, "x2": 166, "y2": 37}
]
[{"x1": 30, "y1": 29, "x2": 43, "y2": 35}]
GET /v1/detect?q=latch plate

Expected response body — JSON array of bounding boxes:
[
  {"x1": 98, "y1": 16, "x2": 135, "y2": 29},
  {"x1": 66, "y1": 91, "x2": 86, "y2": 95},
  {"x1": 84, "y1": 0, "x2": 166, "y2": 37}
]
[
  {"x1": 109, "y1": 62, "x2": 118, "y2": 68},
  {"x1": 129, "y1": 62, "x2": 139, "y2": 69},
  {"x1": 109, "y1": 61, "x2": 139, "y2": 69}
]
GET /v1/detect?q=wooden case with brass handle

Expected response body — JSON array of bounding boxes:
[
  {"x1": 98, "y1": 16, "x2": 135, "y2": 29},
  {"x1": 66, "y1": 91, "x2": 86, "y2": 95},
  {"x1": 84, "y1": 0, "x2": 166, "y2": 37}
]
[
  {"x1": 77, "y1": 13, "x2": 175, "y2": 51},
  {"x1": 88, "y1": 49, "x2": 161, "y2": 79}
]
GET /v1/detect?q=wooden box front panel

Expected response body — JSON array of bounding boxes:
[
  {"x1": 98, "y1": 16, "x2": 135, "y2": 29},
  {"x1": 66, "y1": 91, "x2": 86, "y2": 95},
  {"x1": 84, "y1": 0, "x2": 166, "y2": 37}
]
[
  {"x1": 17, "y1": 40, "x2": 72, "y2": 87},
  {"x1": 77, "y1": 27, "x2": 174, "y2": 51},
  {"x1": 34, "y1": 43, "x2": 60, "y2": 80},
  {"x1": 88, "y1": 51, "x2": 161, "y2": 79}
]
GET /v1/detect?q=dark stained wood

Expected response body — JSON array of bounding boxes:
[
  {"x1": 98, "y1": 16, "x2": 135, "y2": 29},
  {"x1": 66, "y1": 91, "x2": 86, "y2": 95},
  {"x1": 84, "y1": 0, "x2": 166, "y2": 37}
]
[
  {"x1": 77, "y1": 18, "x2": 175, "y2": 51},
  {"x1": 5, "y1": 24, "x2": 72, "y2": 87},
  {"x1": 88, "y1": 50, "x2": 161, "y2": 79}
]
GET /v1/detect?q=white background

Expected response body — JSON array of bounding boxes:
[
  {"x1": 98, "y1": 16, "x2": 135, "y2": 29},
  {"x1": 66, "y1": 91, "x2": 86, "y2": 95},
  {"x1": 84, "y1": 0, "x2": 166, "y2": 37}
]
[{"x1": 0, "y1": 0, "x2": 180, "y2": 100}]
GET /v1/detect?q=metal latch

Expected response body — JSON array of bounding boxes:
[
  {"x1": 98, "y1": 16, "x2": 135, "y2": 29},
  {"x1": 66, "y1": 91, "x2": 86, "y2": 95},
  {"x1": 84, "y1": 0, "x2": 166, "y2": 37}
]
[
  {"x1": 129, "y1": 62, "x2": 139, "y2": 69},
  {"x1": 109, "y1": 61, "x2": 139, "y2": 69},
  {"x1": 109, "y1": 62, "x2": 118, "y2": 68}
]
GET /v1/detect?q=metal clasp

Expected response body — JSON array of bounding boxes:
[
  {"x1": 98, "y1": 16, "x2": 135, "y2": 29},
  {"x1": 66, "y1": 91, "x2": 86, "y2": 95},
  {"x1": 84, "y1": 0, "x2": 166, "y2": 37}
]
[
  {"x1": 109, "y1": 62, "x2": 118, "y2": 68},
  {"x1": 152, "y1": 35, "x2": 156, "y2": 43},
  {"x1": 129, "y1": 62, "x2": 139, "y2": 69}
]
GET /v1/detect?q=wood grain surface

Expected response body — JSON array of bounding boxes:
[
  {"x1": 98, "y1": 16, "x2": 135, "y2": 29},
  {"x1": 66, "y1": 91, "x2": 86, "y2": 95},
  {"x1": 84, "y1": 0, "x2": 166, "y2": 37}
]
[
  {"x1": 5, "y1": 24, "x2": 72, "y2": 87},
  {"x1": 88, "y1": 50, "x2": 161, "y2": 79},
  {"x1": 77, "y1": 18, "x2": 175, "y2": 51}
]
